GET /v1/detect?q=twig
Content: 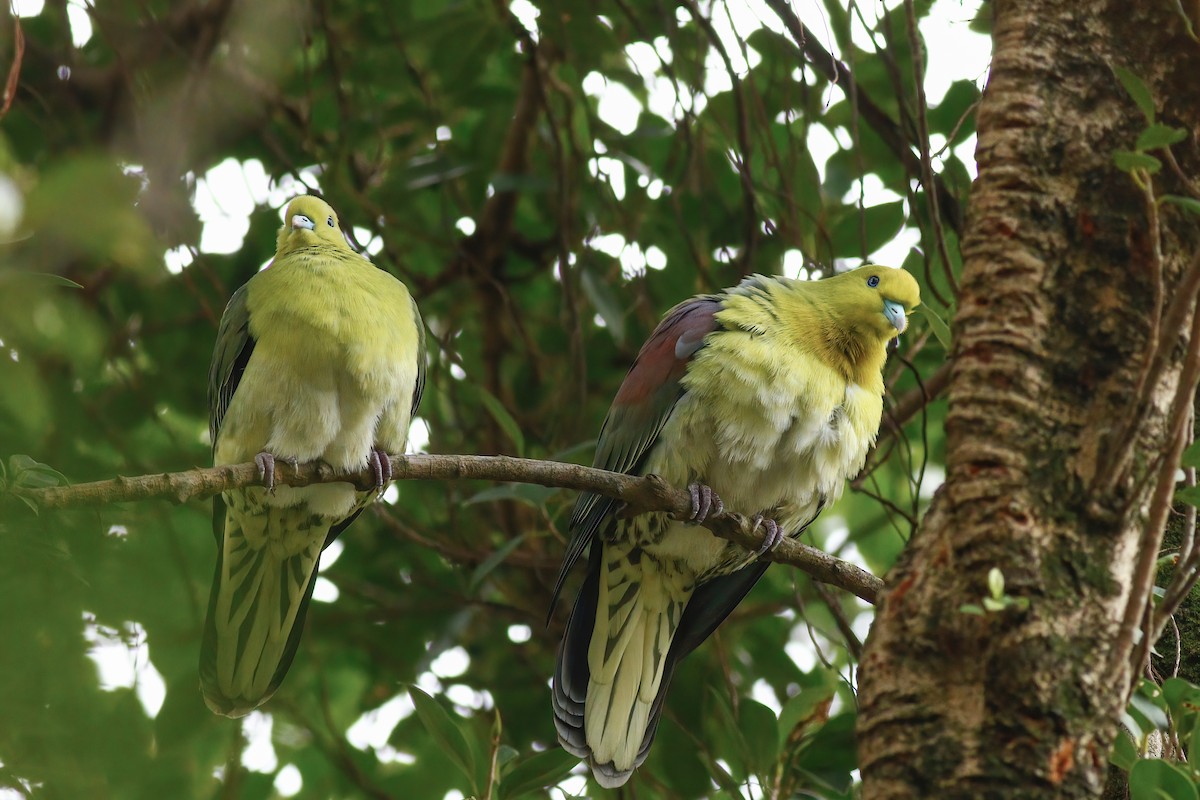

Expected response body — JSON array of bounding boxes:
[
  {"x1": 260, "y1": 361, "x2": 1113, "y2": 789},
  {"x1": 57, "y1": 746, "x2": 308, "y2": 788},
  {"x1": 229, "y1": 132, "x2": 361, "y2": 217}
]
[
  {"x1": 812, "y1": 580, "x2": 864, "y2": 659},
  {"x1": 1, "y1": 14, "x2": 24, "y2": 120},
  {"x1": 11, "y1": 453, "x2": 884, "y2": 604}
]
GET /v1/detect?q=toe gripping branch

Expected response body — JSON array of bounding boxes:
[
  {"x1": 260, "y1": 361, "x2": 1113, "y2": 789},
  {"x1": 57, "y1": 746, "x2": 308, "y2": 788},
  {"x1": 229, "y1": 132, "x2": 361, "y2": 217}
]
[
  {"x1": 685, "y1": 482, "x2": 784, "y2": 557},
  {"x1": 253, "y1": 452, "x2": 299, "y2": 493},
  {"x1": 368, "y1": 448, "x2": 393, "y2": 495}
]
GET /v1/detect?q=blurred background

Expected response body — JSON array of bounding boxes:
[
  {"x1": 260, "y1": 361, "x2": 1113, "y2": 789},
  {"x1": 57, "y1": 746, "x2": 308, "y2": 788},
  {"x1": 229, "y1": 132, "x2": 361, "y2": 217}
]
[{"x1": 0, "y1": 0, "x2": 975, "y2": 796}]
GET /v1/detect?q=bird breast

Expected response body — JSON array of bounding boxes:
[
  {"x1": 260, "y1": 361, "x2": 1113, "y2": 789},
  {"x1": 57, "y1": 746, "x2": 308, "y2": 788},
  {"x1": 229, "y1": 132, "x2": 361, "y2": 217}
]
[{"x1": 642, "y1": 338, "x2": 883, "y2": 576}]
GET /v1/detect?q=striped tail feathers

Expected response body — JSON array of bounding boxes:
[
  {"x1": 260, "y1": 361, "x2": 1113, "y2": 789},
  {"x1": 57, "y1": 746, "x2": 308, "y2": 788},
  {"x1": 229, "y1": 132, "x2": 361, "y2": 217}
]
[
  {"x1": 552, "y1": 549, "x2": 595, "y2": 760},
  {"x1": 554, "y1": 549, "x2": 782, "y2": 788},
  {"x1": 199, "y1": 495, "x2": 331, "y2": 718},
  {"x1": 554, "y1": 543, "x2": 692, "y2": 788}
]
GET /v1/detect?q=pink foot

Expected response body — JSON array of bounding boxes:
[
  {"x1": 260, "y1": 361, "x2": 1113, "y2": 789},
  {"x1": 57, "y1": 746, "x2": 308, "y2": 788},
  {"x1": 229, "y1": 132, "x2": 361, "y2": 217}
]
[
  {"x1": 254, "y1": 451, "x2": 298, "y2": 493},
  {"x1": 686, "y1": 483, "x2": 724, "y2": 524},
  {"x1": 368, "y1": 448, "x2": 392, "y2": 494},
  {"x1": 750, "y1": 514, "x2": 784, "y2": 556}
]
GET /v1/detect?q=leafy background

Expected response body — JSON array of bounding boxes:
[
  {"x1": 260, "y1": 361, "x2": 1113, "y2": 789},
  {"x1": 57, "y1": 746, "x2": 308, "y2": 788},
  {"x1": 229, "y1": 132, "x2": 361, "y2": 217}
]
[{"x1": 0, "y1": 0, "x2": 988, "y2": 797}]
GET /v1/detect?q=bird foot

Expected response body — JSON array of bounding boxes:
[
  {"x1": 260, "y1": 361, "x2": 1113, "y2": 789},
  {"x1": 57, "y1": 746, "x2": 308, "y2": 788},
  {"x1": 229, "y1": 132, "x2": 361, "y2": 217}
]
[
  {"x1": 368, "y1": 448, "x2": 392, "y2": 495},
  {"x1": 254, "y1": 451, "x2": 298, "y2": 493},
  {"x1": 685, "y1": 483, "x2": 724, "y2": 524},
  {"x1": 750, "y1": 514, "x2": 784, "y2": 556}
]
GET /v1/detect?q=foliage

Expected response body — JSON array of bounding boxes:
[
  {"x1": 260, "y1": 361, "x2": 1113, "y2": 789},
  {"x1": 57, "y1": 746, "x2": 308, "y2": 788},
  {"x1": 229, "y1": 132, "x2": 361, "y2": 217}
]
[{"x1": 0, "y1": 0, "x2": 1017, "y2": 797}]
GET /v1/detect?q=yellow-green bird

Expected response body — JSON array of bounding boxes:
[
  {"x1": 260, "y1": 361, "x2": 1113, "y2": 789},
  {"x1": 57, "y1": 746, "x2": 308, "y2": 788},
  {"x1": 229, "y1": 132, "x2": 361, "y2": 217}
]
[
  {"x1": 550, "y1": 265, "x2": 920, "y2": 787},
  {"x1": 201, "y1": 195, "x2": 425, "y2": 717}
]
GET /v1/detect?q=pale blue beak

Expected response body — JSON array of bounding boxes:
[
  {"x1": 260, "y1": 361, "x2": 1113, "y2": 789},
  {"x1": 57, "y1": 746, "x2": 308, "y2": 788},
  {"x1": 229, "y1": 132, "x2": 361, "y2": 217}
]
[
  {"x1": 884, "y1": 299, "x2": 908, "y2": 333},
  {"x1": 291, "y1": 214, "x2": 315, "y2": 231}
]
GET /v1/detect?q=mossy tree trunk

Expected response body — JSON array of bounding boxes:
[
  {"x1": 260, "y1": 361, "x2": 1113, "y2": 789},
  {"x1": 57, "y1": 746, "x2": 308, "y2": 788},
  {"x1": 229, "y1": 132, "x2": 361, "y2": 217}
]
[{"x1": 856, "y1": 0, "x2": 1200, "y2": 797}]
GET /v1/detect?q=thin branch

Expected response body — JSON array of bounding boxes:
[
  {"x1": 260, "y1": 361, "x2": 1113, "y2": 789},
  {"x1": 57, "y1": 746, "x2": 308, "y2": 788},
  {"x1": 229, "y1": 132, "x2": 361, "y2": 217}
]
[
  {"x1": 11, "y1": 453, "x2": 884, "y2": 604},
  {"x1": 1, "y1": 13, "x2": 24, "y2": 120}
]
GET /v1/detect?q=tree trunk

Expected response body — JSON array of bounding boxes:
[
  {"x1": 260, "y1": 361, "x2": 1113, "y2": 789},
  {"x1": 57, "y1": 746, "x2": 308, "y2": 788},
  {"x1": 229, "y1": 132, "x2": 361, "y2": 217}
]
[{"x1": 857, "y1": 0, "x2": 1200, "y2": 797}]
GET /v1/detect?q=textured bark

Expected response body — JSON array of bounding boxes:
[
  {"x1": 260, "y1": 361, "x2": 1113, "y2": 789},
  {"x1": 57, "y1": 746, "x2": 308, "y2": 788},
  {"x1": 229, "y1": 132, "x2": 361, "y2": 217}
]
[{"x1": 857, "y1": 1, "x2": 1200, "y2": 797}]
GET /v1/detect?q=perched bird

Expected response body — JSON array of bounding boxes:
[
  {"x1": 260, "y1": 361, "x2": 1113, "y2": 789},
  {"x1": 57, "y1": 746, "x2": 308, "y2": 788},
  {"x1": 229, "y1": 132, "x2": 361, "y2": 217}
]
[
  {"x1": 550, "y1": 265, "x2": 920, "y2": 787},
  {"x1": 201, "y1": 195, "x2": 425, "y2": 717}
]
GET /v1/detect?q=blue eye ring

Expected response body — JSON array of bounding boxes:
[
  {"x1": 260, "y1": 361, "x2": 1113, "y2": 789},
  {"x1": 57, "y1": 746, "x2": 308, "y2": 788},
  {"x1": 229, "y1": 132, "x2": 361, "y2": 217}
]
[
  {"x1": 327, "y1": 216, "x2": 335, "y2": 227},
  {"x1": 867, "y1": 275, "x2": 880, "y2": 287}
]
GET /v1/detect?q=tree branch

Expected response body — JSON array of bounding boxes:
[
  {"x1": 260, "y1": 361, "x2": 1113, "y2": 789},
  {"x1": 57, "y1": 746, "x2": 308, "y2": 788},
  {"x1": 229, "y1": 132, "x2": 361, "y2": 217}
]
[{"x1": 12, "y1": 453, "x2": 883, "y2": 604}]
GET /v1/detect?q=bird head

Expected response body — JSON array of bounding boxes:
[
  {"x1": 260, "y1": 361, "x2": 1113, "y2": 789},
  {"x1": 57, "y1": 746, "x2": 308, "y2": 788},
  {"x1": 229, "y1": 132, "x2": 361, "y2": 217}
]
[
  {"x1": 275, "y1": 195, "x2": 352, "y2": 255},
  {"x1": 823, "y1": 264, "x2": 921, "y2": 343}
]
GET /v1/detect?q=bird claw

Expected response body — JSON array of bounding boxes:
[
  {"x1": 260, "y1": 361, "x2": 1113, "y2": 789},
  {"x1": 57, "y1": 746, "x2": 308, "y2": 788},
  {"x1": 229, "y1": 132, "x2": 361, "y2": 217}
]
[
  {"x1": 254, "y1": 452, "x2": 298, "y2": 494},
  {"x1": 750, "y1": 514, "x2": 784, "y2": 556},
  {"x1": 368, "y1": 448, "x2": 392, "y2": 495},
  {"x1": 686, "y1": 483, "x2": 724, "y2": 524}
]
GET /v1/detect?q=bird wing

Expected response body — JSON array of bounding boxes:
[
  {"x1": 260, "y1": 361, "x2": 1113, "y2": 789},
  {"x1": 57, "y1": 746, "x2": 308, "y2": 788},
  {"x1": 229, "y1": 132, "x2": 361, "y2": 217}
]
[
  {"x1": 409, "y1": 292, "x2": 427, "y2": 419},
  {"x1": 207, "y1": 281, "x2": 254, "y2": 452},
  {"x1": 549, "y1": 296, "x2": 721, "y2": 611}
]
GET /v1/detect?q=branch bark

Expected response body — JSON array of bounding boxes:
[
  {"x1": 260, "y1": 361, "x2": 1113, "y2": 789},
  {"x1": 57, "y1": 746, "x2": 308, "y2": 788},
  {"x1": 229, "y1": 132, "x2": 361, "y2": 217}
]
[{"x1": 11, "y1": 453, "x2": 883, "y2": 604}]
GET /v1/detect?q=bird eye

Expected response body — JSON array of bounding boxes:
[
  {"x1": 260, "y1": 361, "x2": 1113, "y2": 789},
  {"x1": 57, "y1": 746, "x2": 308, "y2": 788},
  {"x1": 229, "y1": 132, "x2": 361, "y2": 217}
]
[
  {"x1": 867, "y1": 275, "x2": 880, "y2": 287},
  {"x1": 327, "y1": 216, "x2": 335, "y2": 227}
]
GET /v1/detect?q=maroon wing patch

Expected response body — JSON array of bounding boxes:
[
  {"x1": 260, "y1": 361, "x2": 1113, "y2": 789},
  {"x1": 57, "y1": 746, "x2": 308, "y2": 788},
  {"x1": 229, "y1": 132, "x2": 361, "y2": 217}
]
[{"x1": 613, "y1": 297, "x2": 720, "y2": 407}]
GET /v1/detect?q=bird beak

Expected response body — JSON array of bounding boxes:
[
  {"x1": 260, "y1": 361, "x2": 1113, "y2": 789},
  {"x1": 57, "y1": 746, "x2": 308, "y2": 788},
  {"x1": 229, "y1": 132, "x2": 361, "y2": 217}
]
[
  {"x1": 291, "y1": 214, "x2": 315, "y2": 231},
  {"x1": 883, "y1": 300, "x2": 908, "y2": 334}
]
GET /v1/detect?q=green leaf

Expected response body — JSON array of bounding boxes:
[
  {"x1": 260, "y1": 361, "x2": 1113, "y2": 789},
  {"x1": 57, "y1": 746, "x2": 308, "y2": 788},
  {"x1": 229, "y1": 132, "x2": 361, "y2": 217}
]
[
  {"x1": 1161, "y1": 677, "x2": 1200, "y2": 714},
  {"x1": 23, "y1": 273, "x2": 85, "y2": 289},
  {"x1": 739, "y1": 698, "x2": 780, "y2": 775},
  {"x1": 8, "y1": 455, "x2": 68, "y2": 489},
  {"x1": 1114, "y1": 151, "x2": 1163, "y2": 174},
  {"x1": 792, "y1": 712, "x2": 857, "y2": 792},
  {"x1": 918, "y1": 305, "x2": 952, "y2": 349},
  {"x1": 1110, "y1": 729, "x2": 1138, "y2": 771},
  {"x1": 959, "y1": 603, "x2": 985, "y2": 616},
  {"x1": 1161, "y1": 195, "x2": 1200, "y2": 217},
  {"x1": 1130, "y1": 688, "x2": 1170, "y2": 732},
  {"x1": 1137, "y1": 125, "x2": 1188, "y2": 151},
  {"x1": 496, "y1": 744, "x2": 520, "y2": 770},
  {"x1": 407, "y1": 685, "x2": 479, "y2": 793},
  {"x1": 477, "y1": 389, "x2": 526, "y2": 457},
  {"x1": 1182, "y1": 440, "x2": 1200, "y2": 469},
  {"x1": 1130, "y1": 759, "x2": 1199, "y2": 800},
  {"x1": 467, "y1": 533, "x2": 527, "y2": 594},
  {"x1": 829, "y1": 201, "x2": 906, "y2": 260},
  {"x1": 1122, "y1": 710, "x2": 1145, "y2": 742},
  {"x1": 1174, "y1": 485, "x2": 1200, "y2": 507},
  {"x1": 499, "y1": 747, "x2": 580, "y2": 799},
  {"x1": 777, "y1": 679, "x2": 836, "y2": 740},
  {"x1": 1113, "y1": 66, "x2": 1156, "y2": 123},
  {"x1": 987, "y1": 567, "x2": 1005, "y2": 600},
  {"x1": 705, "y1": 686, "x2": 750, "y2": 781},
  {"x1": 14, "y1": 494, "x2": 39, "y2": 514}
]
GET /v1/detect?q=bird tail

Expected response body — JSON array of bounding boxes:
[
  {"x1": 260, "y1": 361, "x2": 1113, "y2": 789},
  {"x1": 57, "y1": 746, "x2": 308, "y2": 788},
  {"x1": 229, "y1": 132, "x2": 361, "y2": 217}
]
[
  {"x1": 553, "y1": 543, "x2": 692, "y2": 788},
  {"x1": 199, "y1": 495, "x2": 327, "y2": 717}
]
